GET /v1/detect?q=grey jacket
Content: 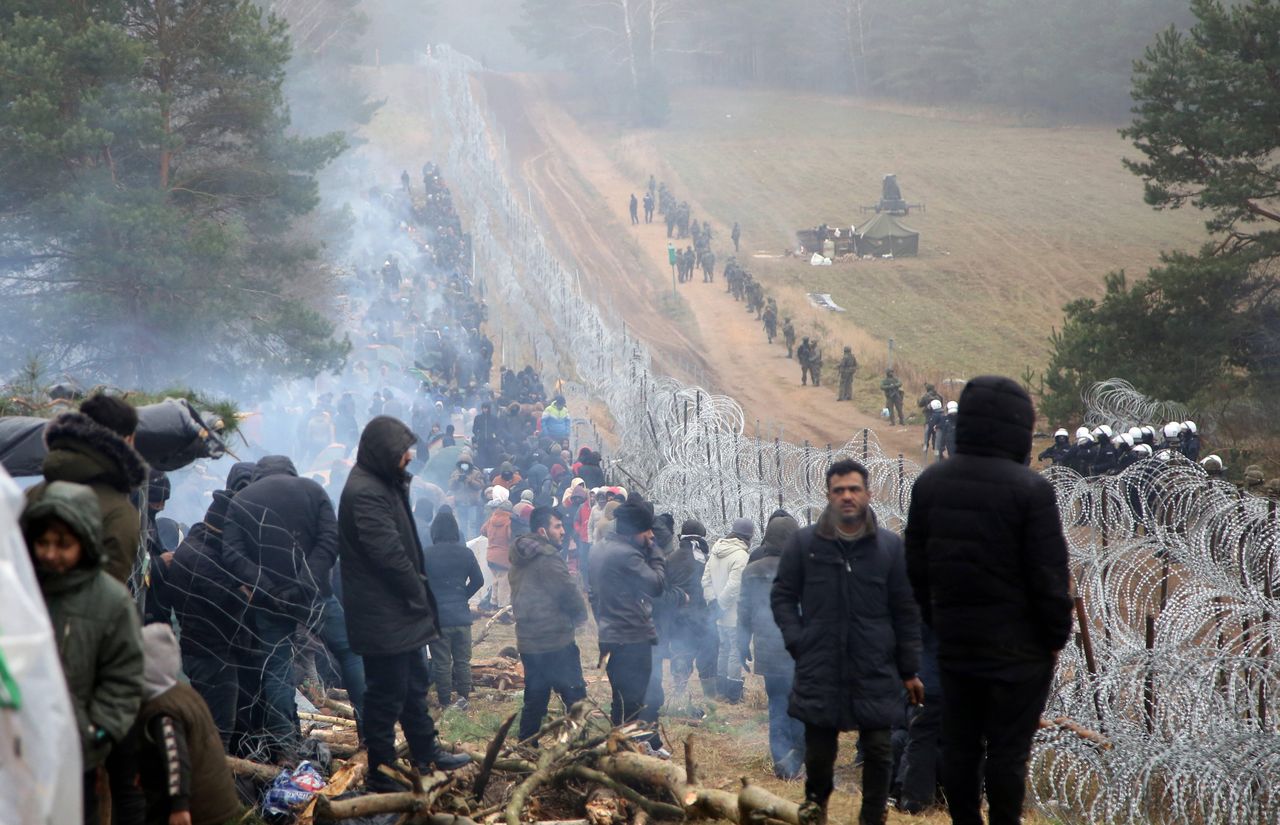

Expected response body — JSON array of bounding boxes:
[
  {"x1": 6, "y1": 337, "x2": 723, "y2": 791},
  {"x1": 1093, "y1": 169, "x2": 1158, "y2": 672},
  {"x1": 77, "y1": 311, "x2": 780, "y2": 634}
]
[{"x1": 588, "y1": 534, "x2": 665, "y2": 645}]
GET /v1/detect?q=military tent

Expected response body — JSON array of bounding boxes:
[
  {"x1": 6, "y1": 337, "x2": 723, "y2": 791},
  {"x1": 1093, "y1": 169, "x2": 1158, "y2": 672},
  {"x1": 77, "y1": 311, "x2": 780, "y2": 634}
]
[{"x1": 855, "y1": 213, "x2": 920, "y2": 257}]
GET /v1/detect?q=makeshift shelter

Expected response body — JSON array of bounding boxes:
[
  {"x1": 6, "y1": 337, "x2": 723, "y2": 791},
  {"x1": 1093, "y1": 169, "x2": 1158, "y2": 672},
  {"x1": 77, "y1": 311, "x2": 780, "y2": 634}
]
[{"x1": 855, "y1": 213, "x2": 920, "y2": 257}]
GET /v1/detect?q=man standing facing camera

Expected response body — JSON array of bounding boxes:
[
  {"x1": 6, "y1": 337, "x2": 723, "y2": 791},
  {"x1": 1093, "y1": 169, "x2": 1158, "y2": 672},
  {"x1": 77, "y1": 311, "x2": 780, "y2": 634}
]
[{"x1": 771, "y1": 459, "x2": 922, "y2": 825}]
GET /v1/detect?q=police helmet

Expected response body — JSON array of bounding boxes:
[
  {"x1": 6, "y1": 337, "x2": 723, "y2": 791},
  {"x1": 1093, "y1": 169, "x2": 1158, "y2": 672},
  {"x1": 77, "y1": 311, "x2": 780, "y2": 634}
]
[
  {"x1": 1200, "y1": 455, "x2": 1224, "y2": 473},
  {"x1": 946, "y1": 401, "x2": 958, "y2": 414},
  {"x1": 1054, "y1": 428, "x2": 1069, "y2": 439},
  {"x1": 1183, "y1": 420, "x2": 1197, "y2": 434},
  {"x1": 929, "y1": 399, "x2": 943, "y2": 411},
  {"x1": 1132, "y1": 444, "x2": 1153, "y2": 457},
  {"x1": 1075, "y1": 426, "x2": 1092, "y2": 443},
  {"x1": 1128, "y1": 426, "x2": 1144, "y2": 442},
  {"x1": 1163, "y1": 422, "x2": 1182, "y2": 439}
]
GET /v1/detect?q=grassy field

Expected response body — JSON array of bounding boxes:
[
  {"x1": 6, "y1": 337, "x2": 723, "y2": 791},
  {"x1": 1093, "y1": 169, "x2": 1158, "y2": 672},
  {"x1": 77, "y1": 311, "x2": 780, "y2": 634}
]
[{"x1": 595, "y1": 88, "x2": 1208, "y2": 382}]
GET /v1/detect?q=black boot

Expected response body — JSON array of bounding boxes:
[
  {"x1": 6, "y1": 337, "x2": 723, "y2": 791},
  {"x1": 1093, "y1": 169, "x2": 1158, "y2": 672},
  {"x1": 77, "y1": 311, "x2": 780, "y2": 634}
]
[{"x1": 724, "y1": 678, "x2": 744, "y2": 704}]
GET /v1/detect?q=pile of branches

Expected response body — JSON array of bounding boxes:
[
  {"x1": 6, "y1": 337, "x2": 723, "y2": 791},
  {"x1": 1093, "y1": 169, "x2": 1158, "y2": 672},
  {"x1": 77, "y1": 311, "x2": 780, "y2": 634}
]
[{"x1": 229, "y1": 700, "x2": 805, "y2": 825}]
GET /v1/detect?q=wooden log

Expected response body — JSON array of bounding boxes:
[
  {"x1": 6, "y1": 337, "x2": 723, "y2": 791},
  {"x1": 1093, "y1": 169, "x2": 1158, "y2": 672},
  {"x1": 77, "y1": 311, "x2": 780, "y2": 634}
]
[
  {"x1": 309, "y1": 728, "x2": 359, "y2": 745},
  {"x1": 737, "y1": 779, "x2": 800, "y2": 825},
  {"x1": 226, "y1": 756, "x2": 279, "y2": 783},
  {"x1": 474, "y1": 605, "x2": 513, "y2": 646},
  {"x1": 314, "y1": 770, "x2": 450, "y2": 822},
  {"x1": 473, "y1": 711, "x2": 518, "y2": 801},
  {"x1": 565, "y1": 765, "x2": 685, "y2": 820},
  {"x1": 300, "y1": 711, "x2": 356, "y2": 726},
  {"x1": 321, "y1": 697, "x2": 358, "y2": 718}
]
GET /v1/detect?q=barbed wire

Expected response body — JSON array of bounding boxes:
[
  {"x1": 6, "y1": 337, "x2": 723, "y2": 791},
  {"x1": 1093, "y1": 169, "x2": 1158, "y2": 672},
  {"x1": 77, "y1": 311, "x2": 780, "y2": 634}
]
[{"x1": 421, "y1": 45, "x2": 1280, "y2": 823}]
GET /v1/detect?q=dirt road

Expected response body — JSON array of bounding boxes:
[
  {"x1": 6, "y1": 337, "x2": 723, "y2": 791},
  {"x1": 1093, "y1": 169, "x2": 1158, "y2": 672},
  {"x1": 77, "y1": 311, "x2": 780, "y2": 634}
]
[{"x1": 480, "y1": 73, "x2": 926, "y2": 459}]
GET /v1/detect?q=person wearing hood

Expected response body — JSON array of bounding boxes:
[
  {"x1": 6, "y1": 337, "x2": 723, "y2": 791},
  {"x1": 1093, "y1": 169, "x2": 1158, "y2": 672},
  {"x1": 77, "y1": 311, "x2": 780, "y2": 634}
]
[
  {"x1": 588, "y1": 501, "x2": 666, "y2": 738},
  {"x1": 771, "y1": 460, "x2": 922, "y2": 825},
  {"x1": 510, "y1": 507, "x2": 589, "y2": 740},
  {"x1": 905, "y1": 376, "x2": 1072, "y2": 825},
  {"x1": 339, "y1": 417, "x2": 471, "y2": 791},
  {"x1": 738, "y1": 514, "x2": 803, "y2": 779},
  {"x1": 577, "y1": 450, "x2": 607, "y2": 490},
  {"x1": 23, "y1": 481, "x2": 144, "y2": 825},
  {"x1": 136, "y1": 624, "x2": 242, "y2": 825},
  {"x1": 448, "y1": 451, "x2": 485, "y2": 537},
  {"x1": 481, "y1": 485, "x2": 515, "y2": 609},
  {"x1": 702, "y1": 518, "x2": 754, "y2": 703},
  {"x1": 424, "y1": 510, "x2": 485, "y2": 709},
  {"x1": 27, "y1": 394, "x2": 148, "y2": 586},
  {"x1": 167, "y1": 464, "x2": 255, "y2": 747},
  {"x1": 493, "y1": 461, "x2": 522, "y2": 491},
  {"x1": 667, "y1": 519, "x2": 718, "y2": 706},
  {"x1": 219, "y1": 454, "x2": 346, "y2": 762}
]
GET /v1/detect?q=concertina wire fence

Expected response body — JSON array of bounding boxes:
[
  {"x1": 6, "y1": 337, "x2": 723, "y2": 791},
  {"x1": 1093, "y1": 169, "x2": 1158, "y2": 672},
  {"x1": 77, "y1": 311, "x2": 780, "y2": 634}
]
[{"x1": 422, "y1": 46, "x2": 1280, "y2": 824}]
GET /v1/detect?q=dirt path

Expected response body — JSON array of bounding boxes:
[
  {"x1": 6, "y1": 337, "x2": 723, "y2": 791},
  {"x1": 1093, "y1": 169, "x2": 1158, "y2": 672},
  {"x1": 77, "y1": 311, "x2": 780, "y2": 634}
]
[{"x1": 480, "y1": 73, "x2": 925, "y2": 459}]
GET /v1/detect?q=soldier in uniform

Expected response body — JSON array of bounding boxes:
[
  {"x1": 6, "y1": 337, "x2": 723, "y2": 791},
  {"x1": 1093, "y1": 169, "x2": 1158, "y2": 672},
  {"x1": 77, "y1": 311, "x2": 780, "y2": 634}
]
[
  {"x1": 731, "y1": 221, "x2": 741, "y2": 253},
  {"x1": 629, "y1": 193, "x2": 639, "y2": 224},
  {"x1": 643, "y1": 191, "x2": 654, "y2": 223},
  {"x1": 916, "y1": 383, "x2": 943, "y2": 412},
  {"x1": 683, "y1": 247, "x2": 697, "y2": 283},
  {"x1": 808, "y1": 342, "x2": 823, "y2": 387},
  {"x1": 782, "y1": 318, "x2": 796, "y2": 358},
  {"x1": 797, "y1": 338, "x2": 814, "y2": 386},
  {"x1": 881, "y1": 369, "x2": 905, "y2": 425},
  {"x1": 762, "y1": 299, "x2": 777, "y2": 343},
  {"x1": 836, "y1": 346, "x2": 858, "y2": 401},
  {"x1": 701, "y1": 249, "x2": 717, "y2": 283}
]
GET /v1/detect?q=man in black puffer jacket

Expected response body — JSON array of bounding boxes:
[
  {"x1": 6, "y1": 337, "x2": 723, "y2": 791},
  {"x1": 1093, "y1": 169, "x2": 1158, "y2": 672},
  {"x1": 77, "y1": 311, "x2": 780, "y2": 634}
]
[
  {"x1": 905, "y1": 376, "x2": 1072, "y2": 825},
  {"x1": 738, "y1": 514, "x2": 803, "y2": 779},
  {"x1": 339, "y1": 417, "x2": 470, "y2": 791},
  {"x1": 424, "y1": 509, "x2": 484, "y2": 708},
  {"x1": 221, "y1": 455, "x2": 340, "y2": 761},
  {"x1": 772, "y1": 459, "x2": 922, "y2": 825}
]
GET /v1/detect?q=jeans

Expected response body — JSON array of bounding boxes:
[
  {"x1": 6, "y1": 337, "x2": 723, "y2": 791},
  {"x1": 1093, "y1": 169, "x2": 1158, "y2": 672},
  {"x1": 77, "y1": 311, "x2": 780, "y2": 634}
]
[
  {"x1": 940, "y1": 665, "x2": 1054, "y2": 825},
  {"x1": 518, "y1": 643, "x2": 588, "y2": 741},
  {"x1": 640, "y1": 644, "x2": 666, "y2": 747},
  {"x1": 805, "y1": 726, "x2": 893, "y2": 825},
  {"x1": 317, "y1": 596, "x2": 367, "y2": 724},
  {"x1": 600, "y1": 641, "x2": 653, "y2": 727},
  {"x1": 183, "y1": 650, "x2": 238, "y2": 748},
  {"x1": 363, "y1": 648, "x2": 439, "y2": 772},
  {"x1": 251, "y1": 608, "x2": 301, "y2": 759},
  {"x1": 670, "y1": 617, "x2": 718, "y2": 699},
  {"x1": 716, "y1": 625, "x2": 742, "y2": 683},
  {"x1": 764, "y1": 673, "x2": 805, "y2": 778},
  {"x1": 429, "y1": 625, "x2": 474, "y2": 703}
]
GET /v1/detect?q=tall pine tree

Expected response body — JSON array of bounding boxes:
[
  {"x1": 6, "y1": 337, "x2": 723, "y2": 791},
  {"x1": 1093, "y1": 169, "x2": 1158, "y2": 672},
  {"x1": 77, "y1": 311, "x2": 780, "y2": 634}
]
[{"x1": 0, "y1": 0, "x2": 349, "y2": 391}]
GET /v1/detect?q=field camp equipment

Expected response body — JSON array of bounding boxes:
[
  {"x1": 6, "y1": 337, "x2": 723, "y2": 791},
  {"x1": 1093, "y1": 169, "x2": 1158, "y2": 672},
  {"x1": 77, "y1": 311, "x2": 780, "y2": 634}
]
[
  {"x1": 854, "y1": 213, "x2": 920, "y2": 257},
  {"x1": 861, "y1": 174, "x2": 925, "y2": 216}
]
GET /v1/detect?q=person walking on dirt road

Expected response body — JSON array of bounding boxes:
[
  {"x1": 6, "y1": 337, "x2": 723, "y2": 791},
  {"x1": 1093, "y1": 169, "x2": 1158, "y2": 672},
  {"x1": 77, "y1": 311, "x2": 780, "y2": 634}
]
[
  {"x1": 629, "y1": 194, "x2": 639, "y2": 225},
  {"x1": 905, "y1": 376, "x2": 1072, "y2": 825},
  {"x1": 837, "y1": 347, "x2": 858, "y2": 401}
]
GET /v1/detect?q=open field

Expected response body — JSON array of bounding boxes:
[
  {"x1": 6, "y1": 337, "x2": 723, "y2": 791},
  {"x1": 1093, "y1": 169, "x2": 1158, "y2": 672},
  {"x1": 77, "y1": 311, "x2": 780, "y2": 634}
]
[{"x1": 591, "y1": 87, "x2": 1209, "y2": 382}]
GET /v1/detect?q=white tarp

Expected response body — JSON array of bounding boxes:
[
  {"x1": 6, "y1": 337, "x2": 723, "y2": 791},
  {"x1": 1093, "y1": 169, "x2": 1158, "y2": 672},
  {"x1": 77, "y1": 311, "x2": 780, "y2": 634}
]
[
  {"x1": 0, "y1": 465, "x2": 82, "y2": 825},
  {"x1": 806, "y1": 293, "x2": 847, "y2": 312}
]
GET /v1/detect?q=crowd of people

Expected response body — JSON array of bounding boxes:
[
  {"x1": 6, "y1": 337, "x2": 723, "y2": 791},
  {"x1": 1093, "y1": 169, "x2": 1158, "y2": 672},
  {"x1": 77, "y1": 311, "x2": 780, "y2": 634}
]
[{"x1": 1036, "y1": 420, "x2": 1208, "y2": 474}]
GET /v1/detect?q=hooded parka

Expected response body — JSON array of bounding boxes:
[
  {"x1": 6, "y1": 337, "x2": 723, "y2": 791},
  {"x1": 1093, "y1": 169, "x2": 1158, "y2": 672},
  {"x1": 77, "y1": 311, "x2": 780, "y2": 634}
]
[
  {"x1": 904, "y1": 375, "x2": 1073, "y2": 678},
  {"x1": 509, "y1": 532, "x2": 587, "y2": 654},
  {"x1": 702, "y1": 535, "x2": 749, "y2": 627},
  {"x1": 338, "y1": 417, "x2": 442, "y2": 657},
  {"x1": 28, "y1": 412, "x2": 149, "y2": 584},
  {"x1": 23, "y1": 481, "x2": 144, "y2": 769}
]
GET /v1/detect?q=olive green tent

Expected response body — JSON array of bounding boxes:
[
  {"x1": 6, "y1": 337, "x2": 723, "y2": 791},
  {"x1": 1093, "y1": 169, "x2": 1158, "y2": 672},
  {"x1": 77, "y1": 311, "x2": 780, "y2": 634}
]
[{"x1": 855, "y1": 213, "x2": 920, "y2": 257}]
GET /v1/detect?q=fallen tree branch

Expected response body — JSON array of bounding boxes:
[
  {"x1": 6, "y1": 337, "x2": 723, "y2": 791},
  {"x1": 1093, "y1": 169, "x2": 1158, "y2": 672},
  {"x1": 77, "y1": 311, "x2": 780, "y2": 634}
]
[
  {"x1": 565, "y1": 765, "x2": 685, "y2": 820},
  {"x1": 314, "y1": 770, "x2": 450, "y2": 822},
  {"x1": 594, "y1": 750, "x2": 800, "y2": 823},
  {"x1": 474, "y1": 711, "x2": 518, "y2": 802},
  {"x1": 474, "y1": 605, "x2": 513, "y2": 646},
  {"x1": 226, "y1": 756, "x2": 279, "y2": 783}
]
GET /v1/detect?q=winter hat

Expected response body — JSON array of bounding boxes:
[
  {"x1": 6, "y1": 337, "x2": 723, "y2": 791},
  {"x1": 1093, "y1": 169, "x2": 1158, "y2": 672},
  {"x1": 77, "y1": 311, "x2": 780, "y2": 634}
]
[
  {"x1": 767, "y1": 509, "x2": 791, "y2": 526},
  {"x1": 614, "y1": 503, "x2": 655, "y2": 535},
  {"x1": 680, "y1": 518, "x2": 706, "y2": 537},
  {"x1": 730, "y1": 517, "x2": 756, "y2": 542},
  {"x1": 142, "y1": 623, "x2": 181, "y2": 700},
  {"x1": 521, "y1": 490, "x2": 535, "y2": 503}
]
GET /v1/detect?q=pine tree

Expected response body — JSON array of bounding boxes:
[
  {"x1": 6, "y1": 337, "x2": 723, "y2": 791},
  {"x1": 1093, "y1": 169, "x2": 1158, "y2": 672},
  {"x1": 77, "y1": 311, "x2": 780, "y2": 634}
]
[{"x1": 0, "y1": 0, "x2": 349, "y2": 391}]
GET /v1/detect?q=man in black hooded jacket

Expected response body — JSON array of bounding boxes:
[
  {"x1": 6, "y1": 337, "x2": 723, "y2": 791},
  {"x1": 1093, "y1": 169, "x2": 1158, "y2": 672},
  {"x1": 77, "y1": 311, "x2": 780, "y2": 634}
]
[
  {"x1": 339, "y1": 417, "x2": 470, "y2": 791},
  {"x1": 220, "y1": 455, "x2": 340, "y2": 760},
  {"x1": 905, "y1": 376, "x2": 1072, "y2": 825}
]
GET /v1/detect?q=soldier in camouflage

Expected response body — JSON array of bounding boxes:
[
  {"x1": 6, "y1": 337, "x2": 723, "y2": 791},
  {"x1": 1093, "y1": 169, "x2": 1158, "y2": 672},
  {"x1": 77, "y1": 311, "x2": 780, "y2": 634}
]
[
  {"x1": 881, "y1": 369, "x2": 905, "y2": 425},
  {"x1": 782, "y1": 318, "x2": 796, "y2": 358},
  {"x1": 797, "y1": 338, "x2": 814, "y2": 386},
  {"x1": 837, "y1": 346, "x2": 858, "y2": 401},
  {"x1": 762, "y1": 299, "x2": 777, "y2": 343}
]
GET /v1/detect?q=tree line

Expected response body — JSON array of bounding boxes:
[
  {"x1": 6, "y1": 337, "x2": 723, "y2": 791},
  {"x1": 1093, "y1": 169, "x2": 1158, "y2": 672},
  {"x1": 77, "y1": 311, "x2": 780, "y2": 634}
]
[{"x1": 516, "y1": 0, "x2": 1195, "y2": 123}]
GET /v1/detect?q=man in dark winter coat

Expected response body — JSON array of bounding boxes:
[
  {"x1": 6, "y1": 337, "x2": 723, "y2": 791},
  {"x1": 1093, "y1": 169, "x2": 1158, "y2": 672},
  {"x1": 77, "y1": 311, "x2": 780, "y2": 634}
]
[
  {"x1": 588, "y1": 502, "x2": 666, "y2": 731},
  {"x1": 424, "y1": 510, "x2": 485, "y2": 708},
  {"x1": 338, "y1": 417, "x2": 470, "y2": 791},
  {"x1": 667, "y1": 519, "x2": 717, "y2": 705},
  {"x1": 510, "y1": 507, "x2": 589, "y2": 740},
  {"x1": 738, "y1": 514, "x2": 804, "y2": 779},
  {"x1": 904, "y1": 376, "x2": 1072, "y2": 825},
  {"x1": 772, "y1": 459, "x2": 922, "y2": 825},
  {"x1": 220, "y1": 455, "x2": 346, "y2": 760}
]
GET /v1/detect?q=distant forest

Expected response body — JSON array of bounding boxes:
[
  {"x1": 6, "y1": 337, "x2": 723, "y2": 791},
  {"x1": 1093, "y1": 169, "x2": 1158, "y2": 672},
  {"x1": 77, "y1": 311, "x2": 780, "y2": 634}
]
[{"x1": 516, "y1": 0, "x2": 1197, "y2": 121}]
